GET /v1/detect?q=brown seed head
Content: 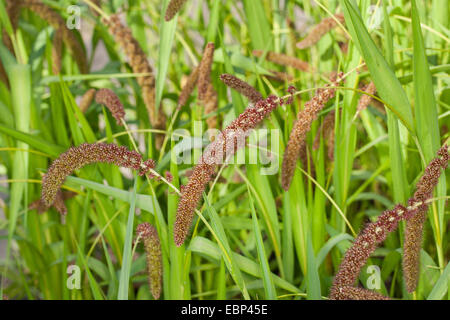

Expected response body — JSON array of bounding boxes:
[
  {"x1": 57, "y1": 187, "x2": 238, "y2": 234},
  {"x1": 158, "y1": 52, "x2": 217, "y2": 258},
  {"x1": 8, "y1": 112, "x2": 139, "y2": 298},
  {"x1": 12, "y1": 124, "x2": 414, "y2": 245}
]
[
  {"x1": 136, "y1": 223, "x2": 163, "y2": 300},
  {"x1": 103, "y1": 14, "x2": 166, "y2": 148},
  {"x1": 40, "y1": 143, "x2": 156, "y2": 209},
  {"x1": 23, "y1": 0, "x2": 88, "y2": 73},
  {"x1": 174, "y1": 95, "x2": 280, "y2": 246},
  {"x1": 79, "y1": 89, "x2": 96, "y2": 113},
  {"x1": 297, "y1": 14, "x2": 345, "y2": 49},
  {"x1": 178, "y1": 66, "x2": 200, "y2": 108},
  {"x1": 165, "y1": 0, "x2": 188, "y2": 21},
  {"x1": 197, "y1": 43, "x2": 215, "y2": 101},
  {"x1": 252, "y1": 50, "x2": 310, "y2": 72},
  {"x1": 330, "y1": 145, "x2": 448, "y2": 299},
  {"x1": 95, "y1": 88, "x2": 126, "y2": 125},
  {"x1": 220, "y1": 74, "x2": 263, "y2": 104},
  {"x1": 281, "y1": 73, "x2": 342, "y2": 190},
  {"x1": 357, "y1": 81, "x2": 377, "y2": 113}
]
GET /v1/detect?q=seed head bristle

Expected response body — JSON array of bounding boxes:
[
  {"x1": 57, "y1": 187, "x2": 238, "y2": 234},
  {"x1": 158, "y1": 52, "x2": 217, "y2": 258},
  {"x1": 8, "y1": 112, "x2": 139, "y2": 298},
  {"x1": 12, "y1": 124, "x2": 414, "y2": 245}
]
[
  {"x1": 219, "y1": 74, "x2": 263, "y2": 104},
  {"x1": 174, "y1": 95, "x2": 281, "y2": 246},
  {"x1": 103, "y1": 14, "x2": 166, "y2": 148},
  {"x1": 297, "y1": 14, "x2": 345, "y2": 49},
  {"x1": 197, "y1": 43, "x2": 215, "y2": 101},
  {"x1": 136, "y1": 223, "x2": 163, "y2": 300},
  {"x1": 252, "y1": 50, "x2": 310, "y2": 72},
  {"x1": 281, "y1": 73, "x2": 342, "y2": 190},
  {"x1": 79, "y1": 89, "x2": 96, "y2": 113},
  {"x1": 165, "y1": 0, "x2": 188, "y2": 21},
  {"x1": 23, "y1": 0, "x2": 88, "y2": 73},
  {"x1": 95, "y1": 88, "x2": 126, "y2": 125}
]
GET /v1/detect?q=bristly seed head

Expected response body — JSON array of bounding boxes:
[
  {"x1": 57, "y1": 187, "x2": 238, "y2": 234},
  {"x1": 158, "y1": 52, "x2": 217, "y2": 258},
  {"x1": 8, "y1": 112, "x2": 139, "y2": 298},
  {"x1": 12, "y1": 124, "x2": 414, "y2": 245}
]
[
  {"x1": 174, "y1": 94, "x2": 281, "y2": 247},
  {"x1": 40, "y1": 143, "x2": 156, "y2": 211},
  {"x1": 136, "y1": 222, "x2": 163, "y2": 300},
  {"x1": 330, "y1": 145, "x2": 448, "y2": 300},
  {"x1": 165, "y1": 0, "x2": 188, "y2": 21},
  {"x1": 95, "y1": 88, "x2": 126, "y2": 125}
]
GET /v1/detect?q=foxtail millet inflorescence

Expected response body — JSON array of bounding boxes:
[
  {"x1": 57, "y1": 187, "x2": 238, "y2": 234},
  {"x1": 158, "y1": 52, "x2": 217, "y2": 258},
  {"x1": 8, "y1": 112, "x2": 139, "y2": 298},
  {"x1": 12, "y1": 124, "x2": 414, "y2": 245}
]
[
  {"x1": 357, "y1": 81, "x2": 377, "y2": 114},
  {"x1": 403, "y1": 145, "x2": 449, "y2": 293},
  {"x1": 165, "y1": 0, "x2": 188, "y2": 21},
  {"x1": 95, "y1": 88, "x2": 126, "y2": 125},
  {"x1": 136, "y1": 222, "x2": 163, "y2": 300},
  {"x1": 103, "y1": 14, "x2": 166, "y2": 148},
  {"x1": 330, "y1": 145, "x2": 449, "y2": 299},
  {"x1": 197, "y1": 43, "x2": 215, "y2": 101},
  {"x1": 252, "y1": 50, "x2": 310, "y2": 72},
  {"x1": 219, "y1": 74, "x2": 263, "y2": 105},
  {"x1": 178, "y1": 66, "x2": 199, "y2": 108},
  {"x1": 313, "y1": 110, "x2": 336, "y2": 161},
  {"x1": 23, "y1": 0, "x2": 88, "y2": 74},
  {"x1": 297, "y1": 14, "x2": 345, "y2": 49},
  {"x1": 39, "y1": 143, "x2": 155, "y2": 211},
  {"x1": 174, "y1": 93, "x2": 283, "y2": 246},
  {"x1": 281, "y1": 73, "x2": 342, "y2": 190},
  {"x1": 79, "y1": 88, "x2": 96, "y2": 113}
]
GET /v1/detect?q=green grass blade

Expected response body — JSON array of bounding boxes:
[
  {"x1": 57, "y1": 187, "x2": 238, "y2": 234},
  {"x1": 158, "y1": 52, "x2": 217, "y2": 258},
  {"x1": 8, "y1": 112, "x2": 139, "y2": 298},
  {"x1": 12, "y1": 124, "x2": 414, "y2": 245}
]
[
  {"x1": 248, "y1": 185, "x2": 277, "y2": 300},
  {"x1": 117, "y1": 177, "x2": 138, "y2": 300},
  {"x1": 341, "y1": 0, "x2": 414, "y2": 132}
]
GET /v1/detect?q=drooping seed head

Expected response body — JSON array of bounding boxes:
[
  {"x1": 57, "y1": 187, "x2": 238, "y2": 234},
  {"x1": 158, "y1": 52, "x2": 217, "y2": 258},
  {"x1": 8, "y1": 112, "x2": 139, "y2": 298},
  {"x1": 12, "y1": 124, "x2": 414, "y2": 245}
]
[
  {"x1": 41, "y1": 143, "x2": 148, "y2": 209},
  {"x1": 174, "y1": 95, "x2": 280, "y2": 246},
  {"x1": 252, "y1": 50, "x2": 310, "y2": 72},
  {"x1": 95, "y1": 88, "x2": 126, "y2": 125},
  {"x1": 23, "y1": 0, "x2": 88, "y2": 73},
  {"x1": 357, "y1": 82, "x2": 377, "y2": 113},
  {"x1": 220, "y1": 73, "x2": 263, "y2": 105},
  {"x1": 282, "y1": 73, "x2": 342, "y2": 190},
  {"x1": 136, "y1": 223, "x2": 163, "y2": 300},
  {"x1": 336, "y1": 286, "x2": 389, "y2": 300},
  {"x1": 178, "y1": 66, "x2": 200, "y2": 108},
  {"x1": 79, "y1": 89, "x2": 96, "y2": 113},
  {"x1": 402, "y1": 144, "x2": 449, "y2": 293},
  {"x1": 297, "y1": 14, "x2": 345, "y2": 49},
  {"x1": 103, "y1": 14, "x2": 166, "y2": 148},
  {"x1": 165, "y1": 0, "x2": 188, "y2": 21},
  {"x1": 197, "y1": 43, "x2": 215, "y2": 101},
  {"x1": 330, "y1": 146, "x2": 448, "y2": 300}
]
